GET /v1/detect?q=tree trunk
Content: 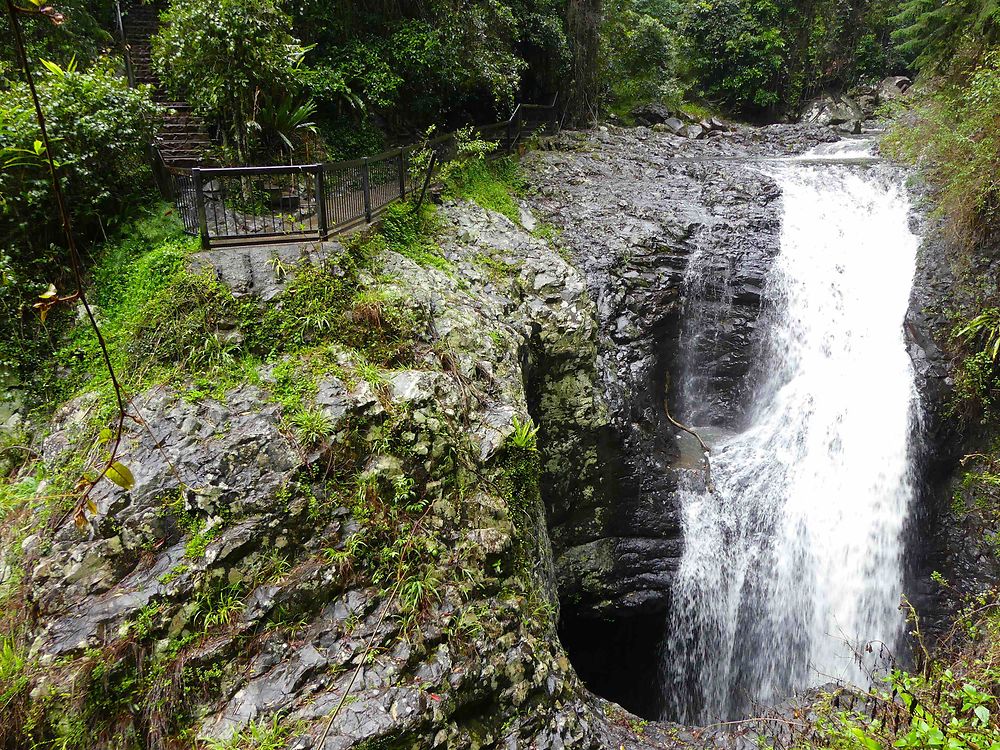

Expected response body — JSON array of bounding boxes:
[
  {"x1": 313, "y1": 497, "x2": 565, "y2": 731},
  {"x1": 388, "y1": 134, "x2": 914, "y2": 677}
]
[{"x1": 566, "y1": 0, "x2": 602, "y2": 126}]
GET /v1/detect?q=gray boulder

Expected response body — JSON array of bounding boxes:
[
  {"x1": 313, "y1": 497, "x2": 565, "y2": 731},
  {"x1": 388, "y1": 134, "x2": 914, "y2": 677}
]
[
  {"x1": 629, "y1": 102, "x2": 673, "y2": 126},
  {"x1": 663, "y1": 116, "x2": 685, "y2": 134},
  {"x1": 800, "y1": 93, "x2": 864, "y2": 128},
  {"x1": 878, "y1": 75, "x2": 912, "y2": 102},
  {"x1": 683, "y1": 124, "x2": 706, "y2": 139},
  {"x1": 834, "y1": 119, "x2": 863, "y2": 135}
]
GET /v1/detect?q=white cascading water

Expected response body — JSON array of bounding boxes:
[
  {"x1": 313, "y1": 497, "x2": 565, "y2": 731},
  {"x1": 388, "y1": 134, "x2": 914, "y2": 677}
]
[{"x1": 661, "y1": 140, "x2": 920, "y2": 724}]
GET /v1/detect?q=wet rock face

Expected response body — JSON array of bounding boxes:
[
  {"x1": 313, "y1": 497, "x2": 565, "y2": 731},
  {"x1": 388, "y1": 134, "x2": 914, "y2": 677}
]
[
  {"x1": 13, "y1": 200, "x2": 706, "y2": 749},
  {"x1": 903, "y1": 191, "x2": 1000, "y2": 634},
  {"x1": 521, "y1": 125, "x2": 834, "y2": 625}
]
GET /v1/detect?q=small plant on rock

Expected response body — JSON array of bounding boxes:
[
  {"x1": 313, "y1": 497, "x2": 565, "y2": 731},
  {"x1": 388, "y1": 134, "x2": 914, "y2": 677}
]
[
  {"x1": 289, "y1": 408, "x2": 334, "y2": 446},
  {"x1": 203, "y1": 716, "x2": 290, "y2": 750},
  {"x1": 510, "y1": 415, "x2": 539, "y2": 451},
  {"x1": 194, "y1": 584, "x2": 245, "y2": 632}
]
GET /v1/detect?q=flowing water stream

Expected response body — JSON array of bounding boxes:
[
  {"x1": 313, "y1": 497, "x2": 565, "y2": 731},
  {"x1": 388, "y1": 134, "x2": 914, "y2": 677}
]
[{"x1": 661, "y1": 139, "x2": 920, "y2": 723}]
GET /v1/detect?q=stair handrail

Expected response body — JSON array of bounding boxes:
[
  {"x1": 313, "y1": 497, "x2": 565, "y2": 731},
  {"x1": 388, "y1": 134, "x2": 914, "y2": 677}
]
[{"x1": 113, "y1": 1, "x2": 136, "y2": 88}]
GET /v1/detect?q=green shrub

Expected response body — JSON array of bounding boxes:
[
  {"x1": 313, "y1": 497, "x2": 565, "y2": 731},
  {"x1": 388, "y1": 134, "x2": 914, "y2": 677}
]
[
  {"x1": 675, "y1": 0, "x2": 903, "y2": 115},
  {"x1": 602, "y1": 0, "x2": 684, "y2": 111},
  {"x1": 290, "y1": 0, "x2": 547, "y2": 127},
  {"x1": 0, "y1": 57, "x2": 158, "y2": 379},
  {"x1": 318, "y1": 115, "x2": 387, "y2": 161},
  {"x1": 892, "y1": 0, "x2": 1000, "y2": 72},
  {"x1": 0, "y1": 0, "x2": 115, "y2": 87},
  {"x1": 0, "y1": 57, "x2": 158, "y2": 247},
  {"x1": 152, "y1": 0, "x2": 308, "y2": 162},
  {"x1": 808, "y1": 598, "x2": 1000, "y2": 750},
  {"x1": 682, "y1": 0, "x2": 788, "y2": 113}
]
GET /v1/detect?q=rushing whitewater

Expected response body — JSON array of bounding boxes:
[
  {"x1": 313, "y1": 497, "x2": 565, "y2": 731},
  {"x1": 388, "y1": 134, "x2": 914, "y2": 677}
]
[{"x1": 661, "y1": 140, "x2": 920, "y2": 724}]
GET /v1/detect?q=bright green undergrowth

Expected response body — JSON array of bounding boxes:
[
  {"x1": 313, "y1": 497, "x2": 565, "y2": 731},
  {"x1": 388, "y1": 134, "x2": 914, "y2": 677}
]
[
  {"x1": 883, "y1": 55, "x2": 1000, "y2": 245},
  {"x1": 367, "y1": 200, "x2": 450, "y2": 271},
  {"x1": 443, "y1": 156, "x2": 527, "y2": 223},
  {"x1": 58, "y1": 203, "x2": 421, "y2": 422},
  {"x1": 801, "y1": 601, "x2": 1000, "y2": 750}
]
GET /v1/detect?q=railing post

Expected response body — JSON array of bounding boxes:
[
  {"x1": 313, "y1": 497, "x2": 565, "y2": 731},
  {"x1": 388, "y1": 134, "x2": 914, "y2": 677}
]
[
  {"x1": 362, "y1": 156, "x2": 372, "y2": 223},
  {"x1": 315, "y1": 164, "x2": 328, "y2": 238},
  {"x1": 398, "y1": 147, "x2": 406, "y2": 200},
  {"x1": 192, "y1": 167, "x2": 210, "y2": 250},
  {"x1": 506, "y1": 116, "x2": 514, "y2": 152},
  {"x1": 114, "y1": 1, "x2": 135, "y2": 88}
]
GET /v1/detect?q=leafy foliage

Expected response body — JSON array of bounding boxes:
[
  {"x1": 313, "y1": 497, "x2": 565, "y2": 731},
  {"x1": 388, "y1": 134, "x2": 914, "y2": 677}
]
[
  {"x1": 0, "y1": 0, "x2": 114, "y2": 86},
  {"x1": 290, "y1": 0, "x2": 544, "y2": 131},
  {"x1": 0, "y1": 58, "x2": 157, "y2": 379},
  {"x1": 203, "y1": 717, "x2": 291, "y2": 750},
  {"x1": 510, "y1": 416, "x2": 540, "y2": 451},
  {"x1": 676, "y1": 0, "x2": 904, "y2": 115},
  {"x1": 892, "y1": 0, "x2": 1000, "y2": 72},
  {"x1": 153, "y1": 0, "x2": 308, "y2": 162},
  {"x1": 806, "y1": 596, "x2": 1000, "y2": 750},
  {"x1": 949, "y1": 307, "x2": 1000, "y2": 424},
  {"x1": 602, "y1": 0, "x2": 684, "y2": 111}
]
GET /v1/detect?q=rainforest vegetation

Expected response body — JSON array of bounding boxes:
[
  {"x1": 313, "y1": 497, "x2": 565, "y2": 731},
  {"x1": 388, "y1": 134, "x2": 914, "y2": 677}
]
[{"x1": 0, "y1": 0, "x2": 919, "y2": 393}]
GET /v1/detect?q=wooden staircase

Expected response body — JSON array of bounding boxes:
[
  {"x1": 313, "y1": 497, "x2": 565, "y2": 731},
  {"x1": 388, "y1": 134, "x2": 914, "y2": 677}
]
[{"x1": 121, "y1": 2, "x2": 214, "y2": 170}]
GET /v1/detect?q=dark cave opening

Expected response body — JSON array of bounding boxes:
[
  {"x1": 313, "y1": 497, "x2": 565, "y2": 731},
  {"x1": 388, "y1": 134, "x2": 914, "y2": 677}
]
[{"x1": 557, "y1": 608, "x2": 668, "y2": 720}]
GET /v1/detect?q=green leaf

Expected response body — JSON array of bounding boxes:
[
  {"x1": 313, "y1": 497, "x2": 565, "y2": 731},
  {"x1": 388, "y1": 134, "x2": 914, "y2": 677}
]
[
  {"x1": 39, "y1": 59, "x2": 64, "y2": 77},
  {"x1": 106, "y1": 462, "x2": 136, "y2": 490},
  {"x1": 975, "y1": 705, "x2": 990, "y2": 725}
]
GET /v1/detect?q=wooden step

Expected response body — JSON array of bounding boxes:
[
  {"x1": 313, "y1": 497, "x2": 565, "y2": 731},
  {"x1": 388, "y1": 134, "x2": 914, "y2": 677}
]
[
  {"x1": 161, "y1": 157, "x2": 203, "y2": 168},
  {"x1": 160, "y1": 125, "x2": 208, "y2": 135}
]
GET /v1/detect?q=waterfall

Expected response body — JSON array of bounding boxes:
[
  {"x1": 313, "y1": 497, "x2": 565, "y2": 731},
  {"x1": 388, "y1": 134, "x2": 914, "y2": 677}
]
[{"x1": 661, "y1": 140, "x2": 920, "y2": 724}]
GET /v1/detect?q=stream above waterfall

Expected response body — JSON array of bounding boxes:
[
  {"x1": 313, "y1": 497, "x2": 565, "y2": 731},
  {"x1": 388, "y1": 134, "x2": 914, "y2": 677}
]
[{"x1": 660, "y1": 138, "x2": 921, "y2": 724}]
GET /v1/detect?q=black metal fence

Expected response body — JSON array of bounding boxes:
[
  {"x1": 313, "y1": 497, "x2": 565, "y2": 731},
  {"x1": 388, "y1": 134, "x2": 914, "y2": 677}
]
[{"x1": 170, "y1": 97, "x2": 560, "y2": 248}]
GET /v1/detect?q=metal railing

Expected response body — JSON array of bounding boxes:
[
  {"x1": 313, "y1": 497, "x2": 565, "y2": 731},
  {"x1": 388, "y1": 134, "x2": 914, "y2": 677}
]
[
  {"x1": 113, "y1": 0, "x2": 135, "y2": 87},
  {"x1": 174, "y1": 95, "x2": 560, "y2": 249}
]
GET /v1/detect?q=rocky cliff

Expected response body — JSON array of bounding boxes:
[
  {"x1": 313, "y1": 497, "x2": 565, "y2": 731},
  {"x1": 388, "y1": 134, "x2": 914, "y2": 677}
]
[
  {"x1": 0, "y1": 120, "x2": 973, "y2": 749},
  {"x1": 520, "y1": 124, "x2": 838, "y2": 715},
  {"x1": 0, "y1": 198, "x2": 687, "y2": 748}
]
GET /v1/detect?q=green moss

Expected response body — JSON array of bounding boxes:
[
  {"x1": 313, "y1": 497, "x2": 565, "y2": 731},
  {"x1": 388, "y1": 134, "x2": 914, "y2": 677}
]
[
  {"x1": 494, "y1": 424, "x2": 543, "y2": 575},
  {"x1": 472, "y1": 252, "x2": 519, "y2": 282},
  {"x1": 359, "y1": 201, "x2": 450, "y2": 271},
  {"x1": 444, "y1": 157, "x2": 526, "y2": 223}
]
